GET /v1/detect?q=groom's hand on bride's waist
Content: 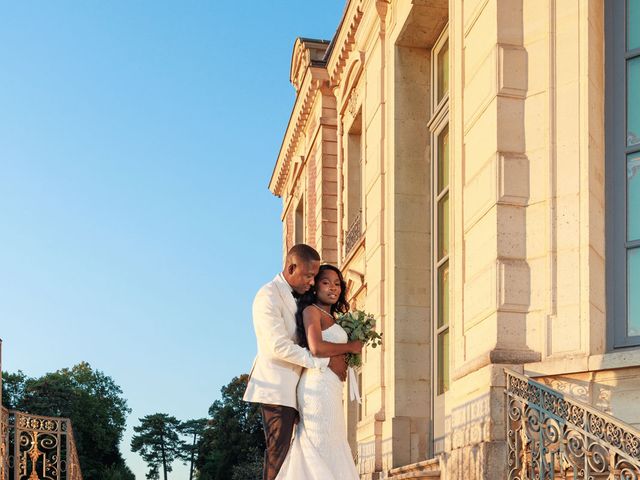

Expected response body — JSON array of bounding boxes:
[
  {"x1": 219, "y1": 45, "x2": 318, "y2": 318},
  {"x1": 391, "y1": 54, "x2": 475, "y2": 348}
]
[{"x1": 328, "y1": 354, "x2": 348, "y2": 382}]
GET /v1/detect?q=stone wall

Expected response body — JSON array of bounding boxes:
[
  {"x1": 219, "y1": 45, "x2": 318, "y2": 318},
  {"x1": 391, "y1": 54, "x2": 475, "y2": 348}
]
[{"x1": 268, "y1": 1, "x2": 634, "y2": 479}]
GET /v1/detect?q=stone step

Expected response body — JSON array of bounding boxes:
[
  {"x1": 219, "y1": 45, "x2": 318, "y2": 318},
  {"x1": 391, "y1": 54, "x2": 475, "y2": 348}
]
[
  {"x1": 388, "y1": 471, "x2": 440, "y2": 479},
  {"x1": 388, "y1": 458, "x2": 441, "y2": 479}
]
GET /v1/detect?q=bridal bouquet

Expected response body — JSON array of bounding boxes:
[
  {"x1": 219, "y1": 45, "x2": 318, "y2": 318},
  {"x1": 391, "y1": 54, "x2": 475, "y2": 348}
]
[{"x1": 336, "y1": 310, "x2": 383, "y2": 367}]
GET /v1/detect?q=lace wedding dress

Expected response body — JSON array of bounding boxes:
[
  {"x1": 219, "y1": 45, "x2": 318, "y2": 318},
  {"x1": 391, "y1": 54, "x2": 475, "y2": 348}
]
[{"x1": 275, "y1": 323, "x2": 359, "y2": 480}]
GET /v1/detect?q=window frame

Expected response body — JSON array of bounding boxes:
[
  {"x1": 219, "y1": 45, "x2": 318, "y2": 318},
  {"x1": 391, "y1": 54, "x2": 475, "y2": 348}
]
[
  {"x1": 606, "y1": 0, "x2": 640, "y2": 348},
  {"x1": 429, "y1": 25, "x2": 451, "y2": 396},
  {"x1": 346, "y1": 109, "x2": 363, "y2": 228},
  {"x1": 295, "y1": 194, "x2": 305, "y2": 245}
]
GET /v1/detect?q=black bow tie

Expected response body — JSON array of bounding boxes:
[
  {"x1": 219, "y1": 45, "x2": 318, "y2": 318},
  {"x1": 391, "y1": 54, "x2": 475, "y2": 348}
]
[{"x1": 291, "y1": 290, "x2": 302, "y2": 301}]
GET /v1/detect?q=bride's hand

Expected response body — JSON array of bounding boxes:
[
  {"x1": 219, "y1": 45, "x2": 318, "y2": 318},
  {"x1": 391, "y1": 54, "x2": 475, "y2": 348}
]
[{"x1": 348, "y1": 340, "x2": 363, "y2": 354}]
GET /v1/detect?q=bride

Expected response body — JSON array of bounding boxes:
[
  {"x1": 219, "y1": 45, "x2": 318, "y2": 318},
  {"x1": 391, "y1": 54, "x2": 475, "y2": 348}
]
[{"x1": 275, "y1": 264, "x2": 361, "y2": 479}]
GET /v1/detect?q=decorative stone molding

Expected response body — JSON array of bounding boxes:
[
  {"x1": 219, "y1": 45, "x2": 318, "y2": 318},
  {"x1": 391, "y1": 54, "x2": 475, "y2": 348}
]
[
  {"x1": 327, "y1": 0, "x2": 365, "y2": 86},
  {"x1": 337, "y1": 52, "x2": 365, "y2": 119},
  {"x1": 290, "y1": 39, "x2": 311, "y2": 92},
  {"x1": 270, "y1": 38, "x2": 332, "y2": 199},
  {"x1": 347, "y1": 89, "x2": 359, "y2": 117},
  {"x1": 270, "y1": 75, "x2": 327, "y2": 198},
  {"x1": 375, "y1": 0, "x2": 391, "y2": 38},
  {"x1": 290, "y1": 37, "x2": 331, "y2": 92}
]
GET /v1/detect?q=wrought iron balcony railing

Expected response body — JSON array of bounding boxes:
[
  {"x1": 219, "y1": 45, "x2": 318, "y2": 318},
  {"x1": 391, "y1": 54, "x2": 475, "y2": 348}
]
[
  {"x1": 0, "y1": 407, "x2": 83, "y2": 480},
  {"x1": 505, "y1": 368, "x2": 640, "y2": 480},
  {"x1": 344, "y1": 211, "x2": 363, "y2": 256}
]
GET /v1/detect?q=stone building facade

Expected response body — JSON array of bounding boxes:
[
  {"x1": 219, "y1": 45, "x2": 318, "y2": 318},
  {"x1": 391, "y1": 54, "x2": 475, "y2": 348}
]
[{"x1": 269, "y1": 0, "x2": 640, "y2": 478}]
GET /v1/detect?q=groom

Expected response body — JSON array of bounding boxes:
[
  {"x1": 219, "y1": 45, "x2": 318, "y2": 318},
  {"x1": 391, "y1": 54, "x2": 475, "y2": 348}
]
[{"x1": 243, "y1": 243, "x2": 348, "y2": 480}]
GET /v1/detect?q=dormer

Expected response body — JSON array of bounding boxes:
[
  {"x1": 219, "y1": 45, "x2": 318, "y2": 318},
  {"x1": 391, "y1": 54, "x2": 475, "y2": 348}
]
[{"x1": 290, "y1": 37, "x2": 331, "y2": 92}]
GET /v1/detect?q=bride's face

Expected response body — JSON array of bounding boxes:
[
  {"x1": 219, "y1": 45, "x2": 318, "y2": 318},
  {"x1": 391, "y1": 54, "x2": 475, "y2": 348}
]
[{"x1": 315, "y1": 269, "x2": 341, "y2": 306}]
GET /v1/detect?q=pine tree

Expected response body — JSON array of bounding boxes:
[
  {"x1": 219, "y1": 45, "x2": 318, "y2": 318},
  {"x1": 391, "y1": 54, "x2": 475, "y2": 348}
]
[
  {"x1": 196, "y1": 375, "x2": 265, "y2": 480},
  {"x1": 178, "y1": 418, "x2": 207, "y2": 480},
  {"x1": 131, "y1": 413, "x2": 185, "y2": 480}
]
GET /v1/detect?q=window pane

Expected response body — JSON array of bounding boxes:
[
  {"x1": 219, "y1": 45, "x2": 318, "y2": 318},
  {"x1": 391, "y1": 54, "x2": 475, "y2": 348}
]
[
  {"x1": 629, "y1": 0, "x2": 640, "y2": 51},
  {"x1": 437, "y1": 330, "x2": 450, "y2": 394},
  {"x1": 348, "y1": 124, "x2": 363, "y2": 225},
  {"x1": 295, "y1": 196, "x2": 304, "y2": 244},
  {"x1": 628, "y1": 57, "x2": 640, "y2": 147},
  {"x1": 629, "y1": 248, "x2": 640, "y2": 336},
  {"x1": 437, "y1": 125, "x2": 450, "y2": 192},
  {"x1": 438, "y1": 194, "x2": 450, "y2": 259},
  {"x1": 437, "y1": 39, "x2": 449, "y2": 103},
  {"x1": 629, "y1": 151, "x2": 640, "y2": 241},
  {"x1": 437, "y1": 261, "x2": 449, "y2": 328}
]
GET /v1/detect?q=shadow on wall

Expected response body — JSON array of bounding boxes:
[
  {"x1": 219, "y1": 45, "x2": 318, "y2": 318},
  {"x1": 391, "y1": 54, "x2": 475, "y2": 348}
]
[
  {"x1": 537, "y1": 371, "x2": 640, "y2": 427},
  {"x1": 356, "y1": 392, "x2": 501, "y2": 477}
]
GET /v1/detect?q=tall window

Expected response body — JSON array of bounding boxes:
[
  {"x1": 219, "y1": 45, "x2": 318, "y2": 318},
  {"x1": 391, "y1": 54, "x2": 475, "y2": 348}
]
[
  {"x1": 347, "y1": 111, "x2": 363, "y2": 226},
  {"x1": 295, "y1": 195, "x2": 305, "y2": 245},
  {"x1": 430, "y1": 30, "x2": 450, "y2": 394},
  {"x1": 345, "y1": 110, "x2": 363, "y2": 255},
  {"x1": 607, "y1": 0, "x2": 640, "y2": 348}
]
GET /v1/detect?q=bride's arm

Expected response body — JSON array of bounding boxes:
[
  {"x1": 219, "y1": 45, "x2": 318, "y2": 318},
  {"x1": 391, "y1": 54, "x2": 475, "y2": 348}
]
[{"x1": 303, "y1": 307, "x2": 362, "y2": 357}]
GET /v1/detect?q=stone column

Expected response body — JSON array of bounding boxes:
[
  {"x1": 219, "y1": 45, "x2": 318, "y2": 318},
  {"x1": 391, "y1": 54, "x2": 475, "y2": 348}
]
[{"x1": 448, "y1": 0, "x2": 540, "y2": 477}]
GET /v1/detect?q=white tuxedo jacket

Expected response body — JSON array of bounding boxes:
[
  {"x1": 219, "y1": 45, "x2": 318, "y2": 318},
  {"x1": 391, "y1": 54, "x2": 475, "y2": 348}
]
[{"x1": 243, "y1": 274, "x2": 329, "y2": 409}]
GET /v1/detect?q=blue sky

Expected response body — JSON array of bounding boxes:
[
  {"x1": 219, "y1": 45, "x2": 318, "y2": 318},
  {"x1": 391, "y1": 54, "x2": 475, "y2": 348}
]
[{"x1": 0, "y1": 2, "x2": 345, "y2": 477}]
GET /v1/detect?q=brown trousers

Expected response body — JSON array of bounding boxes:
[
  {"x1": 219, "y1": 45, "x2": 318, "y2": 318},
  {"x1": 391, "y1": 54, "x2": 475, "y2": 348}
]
[{"x1": 260, "y1": 404, "x2": 298, "y2": 480}]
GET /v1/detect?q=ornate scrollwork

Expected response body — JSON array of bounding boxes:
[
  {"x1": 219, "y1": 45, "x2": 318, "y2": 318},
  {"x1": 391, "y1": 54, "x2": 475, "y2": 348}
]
[
  {"x1": 347, "y1": 89, "x2": 359, "y2": 117},
  {"x1": 345, "y1": 211, "x2": 363, "y2": 256},
  {"x1": 505, "y1": 369, "x2": 640, "y2": 480},
  {"x1": 1, "y1": 410, "x2": 83, "y2": 480},
  {"x1": 0, "y1": 407, "x2": 9, "y2": 480}
]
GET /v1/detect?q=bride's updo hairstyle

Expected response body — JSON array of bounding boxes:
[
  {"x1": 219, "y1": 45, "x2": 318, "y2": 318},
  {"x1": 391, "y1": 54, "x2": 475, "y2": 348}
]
[{"x1": 295, "y1": 264, "x2": 350, "y2": 349}]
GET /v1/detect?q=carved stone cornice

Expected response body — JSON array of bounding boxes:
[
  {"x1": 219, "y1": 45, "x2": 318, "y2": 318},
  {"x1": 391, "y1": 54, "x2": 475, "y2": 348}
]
[
  {"x1": 327, "y1": 0, "x2": 365, "y2": 86},
  {"x1": 271, "y1": 2, "x2": 370, "y2": 198},
  {"x1": 290, "y1": 40, "x2": 311, "y2": 92},
  {"x1": 269, "y1": 68, "x2": 329, "y2": 197},
  {"x1": 270, "y1": 38, "x2": 332, "y2": 198},
  {"x1": 290, "y1": 37, "x2": 330, "y2": 92}
]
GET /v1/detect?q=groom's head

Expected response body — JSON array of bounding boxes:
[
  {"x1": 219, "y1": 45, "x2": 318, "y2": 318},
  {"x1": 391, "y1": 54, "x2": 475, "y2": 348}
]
[{"x1": 283, "y1": 244, "x2": 321, "y2": 295}]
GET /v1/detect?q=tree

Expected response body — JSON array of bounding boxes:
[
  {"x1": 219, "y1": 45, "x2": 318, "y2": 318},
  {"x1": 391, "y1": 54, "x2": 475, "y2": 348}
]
[
  {"x1": 196, "y1": 374, "x2": 265, "y2": 480},
  {"x1": 230, "y1": 447, "x2": 263, "y2": 480},
  {"x1": 1, "y1": 370, "x2": 27, "y2": 409},
  {"x1": 2, "y1": 363, "x2": 132, "y2": 480},
  {"x1": 101, "y1": 463, "x2": 136, "y2": 480},
  {"x1": 131, "y1": 413, "x2": 185, "y2": 480},
  {"x1": 178, "y1": 418, "x2": 207, "y2": 480}
]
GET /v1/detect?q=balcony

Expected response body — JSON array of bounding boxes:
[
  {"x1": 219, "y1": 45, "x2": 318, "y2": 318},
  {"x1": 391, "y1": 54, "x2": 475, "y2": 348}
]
[
  {"x1": 0, "y1": 407, "x2": 82, "y2": 480},
  {"x1": 344, "y1": 210, "x2": 363, "y2": 257}
]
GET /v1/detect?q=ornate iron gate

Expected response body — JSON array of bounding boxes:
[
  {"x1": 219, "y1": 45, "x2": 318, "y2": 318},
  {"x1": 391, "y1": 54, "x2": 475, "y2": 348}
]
[
  {"x1": 506, "y1": 369, "x2": 640, "y2": 479},
  {"x1": 0, "y1": 409, "x2": 82, "y2": 480},
  {"x1": 1, "y1": 407, "x2": 8, "y2": 480}
]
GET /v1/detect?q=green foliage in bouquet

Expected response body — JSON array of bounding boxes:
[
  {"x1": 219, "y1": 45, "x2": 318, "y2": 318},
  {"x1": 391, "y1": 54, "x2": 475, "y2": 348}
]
[{"x1": 336, "y1": 310, "x2": 383, "y2": 367}]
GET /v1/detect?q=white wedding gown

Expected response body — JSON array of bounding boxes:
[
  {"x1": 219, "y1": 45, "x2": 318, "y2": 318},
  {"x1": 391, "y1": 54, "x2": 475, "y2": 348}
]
[{"x1": 275, "y1": 323, "x2": 359, "y2": 480}]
